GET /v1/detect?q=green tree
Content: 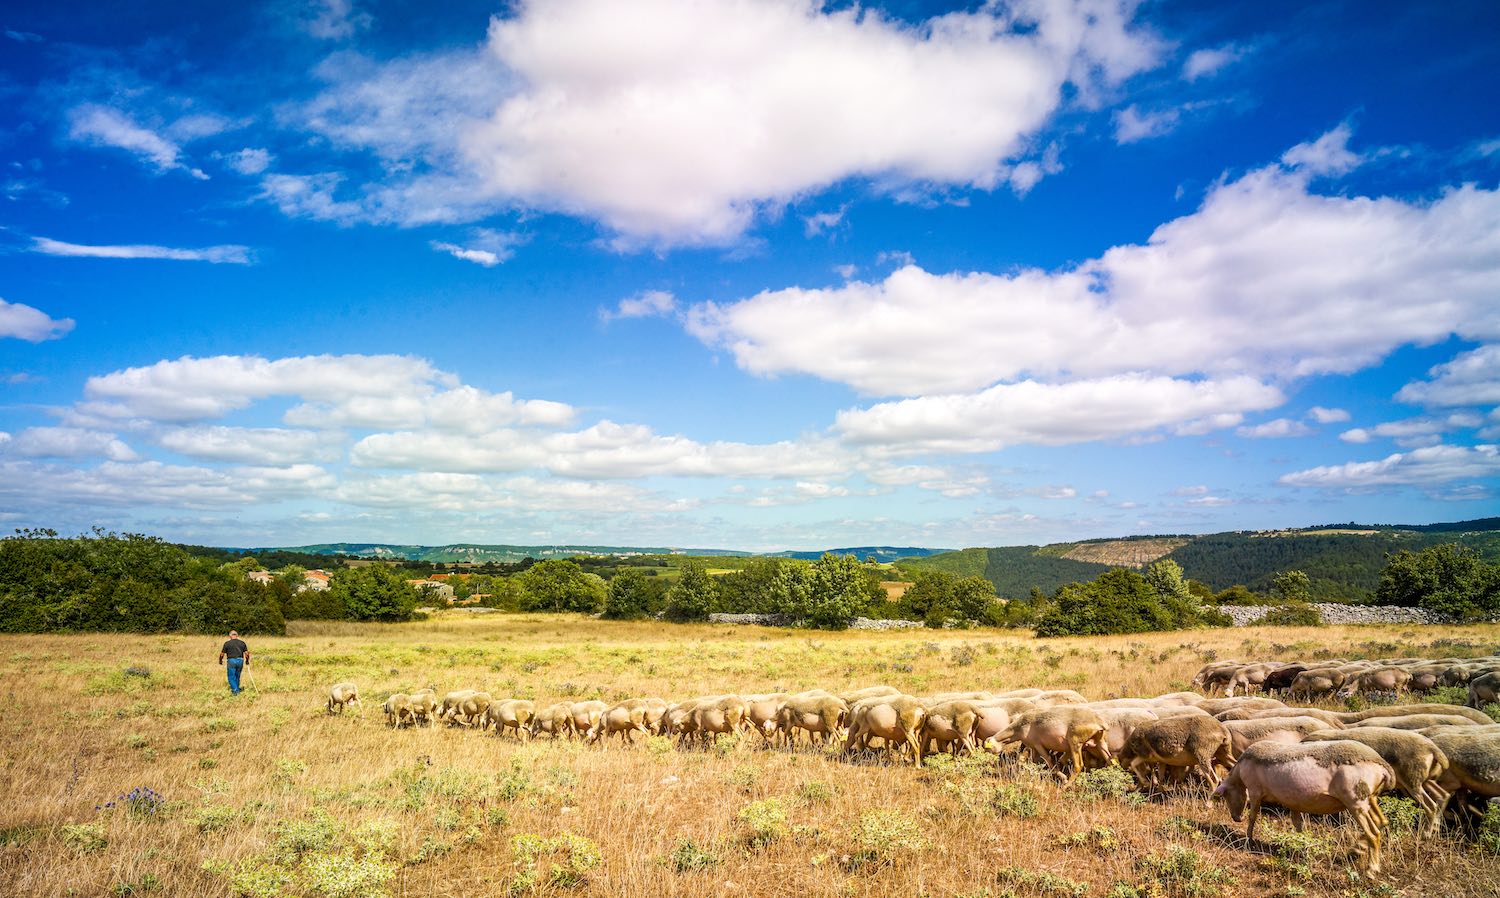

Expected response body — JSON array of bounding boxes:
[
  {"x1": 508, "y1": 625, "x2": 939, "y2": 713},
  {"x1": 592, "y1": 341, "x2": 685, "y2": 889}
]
[
  {"x1": 1033, "y1": 565, "x2": 1226, "y2": 638},
  {"x1": 796, "y1": 553, "x2": 873, "y2": 630},
  {"x1": 664, "y1": 561, "x2": 717, "y2": 622},
  {"x1": 518, "y1": 560, "x2": 606, "y2": 613},
  {"x1": 330, "y1": 565, "x2": 419, "y2": 622},
  {"x1": 1377, "y1": 544, "x2": 1498, "y2": 620},
  {"x1": 603, "y1": 569, "x2": 656, "y2": 620},
  {"x1": 1271, "y1": 569, "x2": 1312, "y2": 603}
]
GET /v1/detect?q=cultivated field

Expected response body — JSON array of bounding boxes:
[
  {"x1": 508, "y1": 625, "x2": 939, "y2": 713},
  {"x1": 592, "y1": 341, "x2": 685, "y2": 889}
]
[{"x1": 3, "y1": 616, "x2": 1499, "y2": 898}]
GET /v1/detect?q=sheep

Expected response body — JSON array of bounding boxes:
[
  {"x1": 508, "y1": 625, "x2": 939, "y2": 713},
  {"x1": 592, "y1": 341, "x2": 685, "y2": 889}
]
[
  {"x1": 1214, "y1": 741, "x2": 1395, "y2": 875},
  {"x1": 993, "y1": 688, "x2": 1044, "y2": 699},
  {"x1": 972, "y1": 698, "x2": 1038, "y2": 749},
  {"x1": 1336, "y1": 667, "x2": 1412, "y2": 699},
  {"x1": 407, "y1": 689, "x2": 439, "y2": 727},
  {"x1": 838, "y1": 685, "x2": 901, "y2": 706},
  {"x1": 1118, "y1": 715, "x2": 1234, "y2": 789},
  {"x1": 1226, "y1": 662, "x2": 1285, "y2": 697},
  {"x1": 1215, "y1": 707, "x2": 1348, "y2": 728},
  {"x1": 920, "y1": 700, "x2": 982, "y2": 759},
  {"x1": 1348, "y1": 713, "x2": 1491, "y2": 731},
  {"x1": 1302, "y1": 728, "x2": 1451, "y2": 835},
  {"x1": 1192, "y1": 661, "x2": 1242, "y2": 694},
  {"x1": 994, "y1": 706, "x2": 1109, "y2": 784},
  {"x1": 688, "y1": 695, "x2": 749, "y2": 746},
  {"x1": 1222, "y1": 716, "x2": 1330, "y2": 760},
  {"x1": 741, "y1": 693, "x2": 789, "y2": 746},
  {"x1": 485, "y1": 699, "x2": 536, "y2": 741},
  {"x1": 586, "y1": 698, "x2": 666, "y2": 745},
  {"x1": 777, "y1": 691, "x2": 848, "y2": 747},
  {"x1": 440, "y1": 689, "x2": 478, "y2": 722},
  {"x1": 1148, "y1": 692, "x2": 1207, "y2": 707},
  {"x1": 1091, "y1": 708, "x2": 1159, "y2": 762},
  {"x1": 567, "y1": 700, "x2": 607, "y2": 739},
  {"x1": 1261, "y1": 664, "x2": 1309, "y2": 695},
  {"x1": 1192, "y1": 697, "x2": 1285, "y2": 717},
  {"x1": 1032, "y1": 689, "x2": 1089, "y2": 707},
  {"x1": 1150, "y1": 705, "x2": 1214, "y2": 720},
  {"x1": 327, "y1": 682, "x2": 362, "y2": 715},
  {"x1": 383, "y1": 693, "x2": 413, "y2": 728},
  {"x1": 1333, "y1": 703, "x2": 1494, "y2": 725},
  {"x1": 843, "y1": 695, "x2": 927, "y2": 766},
  {"x1": 1468, "y1": 671, "x2": 1500, "y2": 710},
  {"x1": 529, "y1": 702, "x2": 575, "y2": 740},
  {"x1": 1424, "y1": 727, "x2": 1500, "y2": 809},
  {"x1": 1287, "y1": 668, "x2": 1347, "y2": 700},
  {"x1": 449, "y1": 691, "x2": 493, "y2": 727}
]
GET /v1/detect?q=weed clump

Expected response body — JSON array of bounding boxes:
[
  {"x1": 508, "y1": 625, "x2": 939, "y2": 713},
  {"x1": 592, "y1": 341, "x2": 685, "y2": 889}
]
[
  {"x1": 1075, "y1": 766, "x2": 1143, "y2": 805},
  {"x1": 737, "y1": 798, "x2": 789, "y2": 847},
  {"x1": 667, "y1": 837, "x2": 720, "y2": 872},
  {"x1": 508, "y1": 832, "x2": 601, "y2": 893},
  {"x1": 62, "y1": 822, "x2": 107, "y2": 854},
  {"x1": 994, "y1": 866, "x2": 1089, "y2": 897},
  {"x1": 844, "y1": 810, "x2": 925, "y2": 870},
  {"x1": 1135, "y1": 845, "x2": 1232, "y2": 898},
  {"x1": 990, "y1": 785, "x2": 1041, "y2": 818}
]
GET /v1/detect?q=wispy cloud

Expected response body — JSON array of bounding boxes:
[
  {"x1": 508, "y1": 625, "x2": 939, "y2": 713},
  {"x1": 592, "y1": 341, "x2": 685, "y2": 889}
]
[
  {"x1": 31, "y1": 237, "x2": 252, "y2": 264},
  {"x1": 600, "y1": 290, "x2": 677, "y2": 323},
  {"x1": 66, "y1": 104, "x2": 207, "y2": 179},
  {"x1": 429, "y1": 229, "x2": 524, "y2": 267},
  {"x1": 1182, "y1": 44, "x2": 1247, "y2": 80}
]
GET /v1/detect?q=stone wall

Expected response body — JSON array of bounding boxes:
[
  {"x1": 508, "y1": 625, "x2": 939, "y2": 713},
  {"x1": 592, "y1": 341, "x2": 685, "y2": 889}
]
[
  {"x1": 707, "y1": 612, "x2": 926, "y2": 630},
  {"x1": 1215, "y1": 604, "x2": 1451, "y2": 626}
]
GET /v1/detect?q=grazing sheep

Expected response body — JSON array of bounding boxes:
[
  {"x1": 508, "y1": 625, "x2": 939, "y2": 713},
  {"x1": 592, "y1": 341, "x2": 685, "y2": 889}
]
[
  {"x1": 1032, "y1": 689, "x2": 1089, "y2": 707},
  {"x1": 1216, "y1": 707, "x2": 1348, "y2": 728},
  {"x1": 1119, "y1": 715, "x2": 1234, "y2": 789},
  {"x1": 450, "y1": 691, "x2": 493, "y2": 727},
  {"x1": 993, "y1": 688, "x2": 1044, "y2": 699},
  {"x1": 995, "y1": 706, "x2": 1109, "y2": 784},
  {"x1": 1222, "y1": 717, "x2": 1329, "y2": 760},
  {"x1": 689, "y1": 695, "x2": 749, "y2": 746},
  {"x1": 1287, "y1": 668, "x2": 1348, "y2": 701},
  {"x1": 1092, "y1": 708, "x2": 1159, "y2": 762},
  {"x1": 1148, "y1": 692, "x2": 1207, "y2": 707},
  {"x1": 440, "y1": 689, "x2": 478, "y2": 722},
  {"x1": 777, "y1": 691, "x2": 849, "y2": 747},
  {"x1": 1261, "y1": 664, "x2": 1309, "y2": 695},
  {"x1": 567, "y1": 700, "x2": 607, "y2": 739},
  {"x1": 530, "y1": 702, "x2": 575, "y2": 740},
  {"x1": 1087, "y1": 698, "x2": 1156, "y2": 710},
  {"x1": 1214, "y1": 741, "x2": 1395, "y2": 875},
  {"x1": 972, "y1": 698, "x2": 1038, "y2": 748},
  {"x1": 486, "y1": 699, "x2": 536, "y2": 741},
  {"x1": 383, "y1": 693, "x2": 413, "y2": 728},
  {"x1": 407, "y1": 689, "x2": 439, "y2": 727},
  {"x1": 1150, "y1": 706, "x2": 1214, "y2": 720},
  {"x1": 1336, "y1": 667, "x2": 1413, "y2": 699},
  {"x1": 587, "y1": 698, "x2": 665, "y2": 745},
  {"x1": 1193, "y1": 697, "x2": 1285, "y2": 717},
  {"x1": 839, "y1": 685, "x2": 901, "y2": 705},
  {"x1": 1226, "y1": 662, "x2": 1286, "y2": 697},
  {"x1": 921, "y1": 700, "x2": 983, "y2": 758},
  {"x1": 327, "y1": 683, "x2": 361, "y2": 715},
  {"x1": 1302, "y1": 728, "x2": 1451, "y2": 835},
  {"x1": 1348, "y1": 714, "x2": 1491, "y2": 731},
  {"x1": 741, "y1": 693, "x2": 789, "y2": 746},
  {"x1": 1192, "y1": 661, "x2": 1242, "y2": 694},
  {"x1": 1424, "y1": 728, "x2": 1500, "y2": 811},
  {"x1": 1468, "y1": 671, "x2": 1500, "y2": 710},
  {"x1": 843, "y1": 695, "x2": 927, "y2": 766}
]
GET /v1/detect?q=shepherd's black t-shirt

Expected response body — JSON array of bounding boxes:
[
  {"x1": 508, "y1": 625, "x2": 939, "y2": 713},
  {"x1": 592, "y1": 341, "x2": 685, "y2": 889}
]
[{"x1": 221, "y1": 638, "x2": 248, "y2": 659}]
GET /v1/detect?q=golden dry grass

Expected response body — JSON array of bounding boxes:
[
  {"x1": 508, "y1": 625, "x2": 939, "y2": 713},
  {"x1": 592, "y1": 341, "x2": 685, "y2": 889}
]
[{"x1": 3, "y1": 615, "x2": 1499, "y2": 898}]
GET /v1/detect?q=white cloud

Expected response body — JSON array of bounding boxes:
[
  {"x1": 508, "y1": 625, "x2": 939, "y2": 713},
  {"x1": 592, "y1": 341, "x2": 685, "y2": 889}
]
[
  {"x1": 1181, "y1": 44, "x2": 1245, "y2": 80},
  {"x1": 1339, "y1": 412, "x2": 1483, "y2": 448},
  {"x1": 226, "y1": 148, "x2": 273, "y2": 175},
  {"x1": 0, "y1": 298, "x2": 74, "y2": 342},
  {"x1": 600, "y1": 290, "x2": 677, "y2": 323},
  {"x1": 257, "y1": 173, "x2": 365, "y2": 224},
  {"x1": 430, "y1": 230, "x2": 522, "y2": 267},
  {"x1": 1185, "y1": 494, "x2": 1233, "y2": 507},
  {"x1": 1279, "y1": 444, "x2": 1500, "y2": 489},
  {"x1": 304, "y1": 0, "x2": 372, "y2": 40},
  {"x1": 31, "y1": 237, "x2": 251, "y2": 264},
  {"x1": 66, "y1": 104, "x2": 207, "y2": 178},
  {"x1": 1306, "y1": 406, "x2": 1350, "y2": 424},
  {"x1": 1281, "y1": 124, "x2": 1361, "y2": 176},
  {"x1": 1395, "y1": 344, "x2": 1500, "y2": 408},
  {"x1": 687, "y1": 136, "x2": 1500, "y2": 397},
  {"x1": 0, "y1": 459, "x2": 333, "y2": 509},
  {"x1": 803, "y1": 208, "x2": 845, "y2": 237},
  {"x1": 1236, "y1": 417, "x2": 1313, "y2": 438},
  {"x1": 833, "y1": 264, "x2": 858, "y2": 280},
  {"x1": 1113, "y1": 104, "x2": 1180, "y2": 143},
  {"x1": 156, "y1": 426, "x2": 344, "y2": 464},
  {"x1": 1171, "y1": 485, "x2": 1209, "y2": 496},
  {"x1": 0, "y1": 427, "x2": 136, "y2": 461},
  {"x1": 289, "y1": 0, "x2": 1160, "y2": 243},
  {"x1": 833, "y1": 375, "x2": 1284, "y2": 454},
  {"x1": 334, "y1": 472, "x2": 692, "y2": 514}
]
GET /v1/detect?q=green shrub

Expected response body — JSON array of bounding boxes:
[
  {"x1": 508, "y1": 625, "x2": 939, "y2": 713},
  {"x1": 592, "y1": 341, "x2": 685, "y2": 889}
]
[
  {"x1": 1478, "y1": 802, "x2": 1500, "y2": 855},
  {"x1": 995, "y1": 866, "x2": 1089, "y2": 897},
  {"x1": 193, "y1": 804, "x2": 240, "y2": 833},
  {"x1": 796, "y1": 781, "x2": 834, "y2": 804},
  {"x1": 1136, "y1": 845, "x2": 1232, "y2": 898},
  {"x1": 62, "y1": 822, "x2": 107, "y2": 854},
  {"x1": 300, "y1": 852, "x2": 396, "y2": 898},
  {"x1": 737, "y1": 798, "x2": 789, "y2": 847},
  {"x1": 1378, "y1": 796, "x2": 1421, "y2": 838},
  {"x1": 845, "y1": 810, "x2": 925, "y2": 870},
  {"x1": 509, "y1": 832, "x2": 601, "y2": 893},
  {"x1": 990, "y1": 785, "x2": 1041, "y2": 818},
  {"x1": 1075, "y1": 765, "x2": 1143, "y2": 804},
  {"x1": 667, "y1": 838, "x2": 719, "y2": 872}
]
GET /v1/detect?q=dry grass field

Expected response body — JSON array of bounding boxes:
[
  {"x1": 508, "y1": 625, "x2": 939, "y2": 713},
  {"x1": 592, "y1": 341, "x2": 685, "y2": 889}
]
[{"x1": 3, "y1": 615, "x2": 1499, "y2": 898}]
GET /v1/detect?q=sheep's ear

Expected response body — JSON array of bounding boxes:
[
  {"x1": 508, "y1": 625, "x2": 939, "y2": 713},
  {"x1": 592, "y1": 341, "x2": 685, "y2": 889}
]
[{"x1": 1211, "y1": 780, "x2": 1229, "y2": 797}]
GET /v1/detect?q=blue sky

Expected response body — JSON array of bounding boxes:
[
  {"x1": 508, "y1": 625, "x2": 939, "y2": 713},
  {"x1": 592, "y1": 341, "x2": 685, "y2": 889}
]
[{"x1": 1, "y1": 0, "x2": 1498, "y2": 551}]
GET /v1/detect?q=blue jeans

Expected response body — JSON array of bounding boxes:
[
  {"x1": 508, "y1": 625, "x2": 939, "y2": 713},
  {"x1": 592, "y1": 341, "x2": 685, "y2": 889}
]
[{"x1": 226, "y1": 658, "x2": 244, "y2": 694}]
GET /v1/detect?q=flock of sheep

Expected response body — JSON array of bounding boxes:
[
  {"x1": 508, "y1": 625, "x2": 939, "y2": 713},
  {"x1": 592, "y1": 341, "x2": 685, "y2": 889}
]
[{"x1": 323, "y1": 651, "x2": 1500, "y2": 877}]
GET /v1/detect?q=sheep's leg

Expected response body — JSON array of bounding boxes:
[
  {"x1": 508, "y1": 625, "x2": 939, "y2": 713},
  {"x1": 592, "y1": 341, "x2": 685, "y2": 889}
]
[
  {"x1": 1195, "y1": 752, "x2": 1221, "y2": 788},
  {"x1": 1292, "y1": 812, "x2": 1306, "y2": 832},
  {"x1": 1244, "y1": 795, "x2": 1262, "y2": 842},
  {"x1": 1421, "y1": 783, "x2": 1451, "y2": 836}
]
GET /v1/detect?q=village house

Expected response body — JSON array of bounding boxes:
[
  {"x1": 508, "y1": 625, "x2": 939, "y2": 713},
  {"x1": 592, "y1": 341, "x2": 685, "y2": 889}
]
[{"x1": 303, "y1": 570, "x2": 332, "y2": 592}]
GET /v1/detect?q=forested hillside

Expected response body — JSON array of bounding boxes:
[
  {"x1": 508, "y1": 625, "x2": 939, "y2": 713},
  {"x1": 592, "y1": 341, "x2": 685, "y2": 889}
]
[{"x1": 901, "y1": 520, "x2": 1500, "y2": 602}]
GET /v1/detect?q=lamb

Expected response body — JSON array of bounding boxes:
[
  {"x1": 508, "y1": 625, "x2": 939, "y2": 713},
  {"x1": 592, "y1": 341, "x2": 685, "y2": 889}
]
[
  {"x1": 1118, "y1": 715, "x2": 1234, "y2": 789},
  {"x1": 449, "y1": 691, "x2": 493, "y2": 727},
  {"x1": 1301, "y1": 728, "x2": 1451, "y2": 835},
  {"x1": 1214, "y1": 741, "x2": 1395, "y2": 875},
  {"x1": 1222, "y1": 717, "x2": 1329, "y2": 760},
  {"x1": 843, "y1": 695, "x2": 927, "y2": 766},
  {"x1": 994, "y1": 706, "x2": 1109, "y2": 784},
  {"x1": 327, "y1": 683, "x2": 361, "y2": 715}
]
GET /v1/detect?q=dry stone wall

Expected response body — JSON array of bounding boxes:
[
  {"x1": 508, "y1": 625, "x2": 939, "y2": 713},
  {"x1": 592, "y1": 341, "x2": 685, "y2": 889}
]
[{"x1": 1215, "y1": 604, "x2": 1452, "y2": 626}]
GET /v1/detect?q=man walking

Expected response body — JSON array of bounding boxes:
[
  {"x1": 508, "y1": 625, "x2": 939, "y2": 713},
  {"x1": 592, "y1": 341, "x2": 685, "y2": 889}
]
[{"x1": 218, "y1": 630, "x2": 250, "y2": 695}]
